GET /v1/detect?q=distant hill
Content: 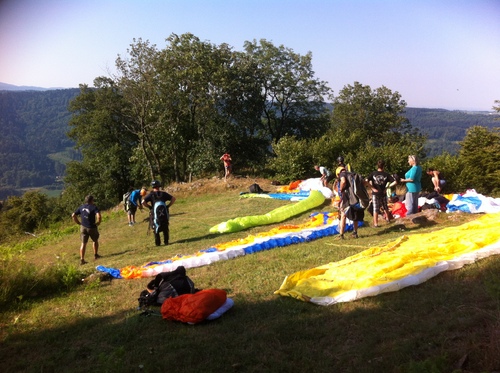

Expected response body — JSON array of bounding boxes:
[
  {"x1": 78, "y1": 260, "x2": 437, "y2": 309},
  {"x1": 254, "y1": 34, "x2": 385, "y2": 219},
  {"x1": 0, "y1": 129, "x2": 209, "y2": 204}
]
[
  {"x1": 404, "y1": 107, "x2": 499, "y2": 157},
  {"x1": 0, "y1": 82, "x2": 67, "y2": 91},
  {"x1": 0, "y1": 87, "x2": 498, "y2": 198},
  {"x1": 0, "y1": 88, "x2": 80, "y2": 199}
]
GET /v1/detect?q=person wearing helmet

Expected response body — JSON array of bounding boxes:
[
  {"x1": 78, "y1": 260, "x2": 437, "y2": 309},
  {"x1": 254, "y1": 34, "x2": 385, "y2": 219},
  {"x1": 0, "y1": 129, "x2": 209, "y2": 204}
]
[
  {"x1": 142, "y1": 180, "x2": 176, "y2": 246},
  {"x1": 337, "y1": 156, "x2": 345, "y2": 167},
  {"x1": 125, "y1": 187, "x2": 147, "y2": 226}
]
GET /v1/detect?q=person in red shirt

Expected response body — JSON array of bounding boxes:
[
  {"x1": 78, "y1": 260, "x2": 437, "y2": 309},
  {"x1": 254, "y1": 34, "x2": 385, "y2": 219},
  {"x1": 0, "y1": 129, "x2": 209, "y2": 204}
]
[{"x1": 220, "y1": 153, "x2": 232, "y2": 181}]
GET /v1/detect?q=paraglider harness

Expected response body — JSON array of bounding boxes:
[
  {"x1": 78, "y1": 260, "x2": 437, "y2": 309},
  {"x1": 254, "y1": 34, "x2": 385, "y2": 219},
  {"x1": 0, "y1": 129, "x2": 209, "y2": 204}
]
[
  {"x1": 340, "y1": 171, "x2": 370, "y2": 221},
  {"x1": 137, "y1": 266, "x2": 198, "y2": 315},
  {"x1": 147, "y1": 191, "x2": 170, "y2": 236}
]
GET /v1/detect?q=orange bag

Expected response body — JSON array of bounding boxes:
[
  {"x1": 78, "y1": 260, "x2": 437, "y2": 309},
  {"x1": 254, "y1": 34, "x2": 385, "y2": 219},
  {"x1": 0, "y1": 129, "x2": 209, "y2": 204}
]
[{"x1": 161, "y1": 289, "x2": 227, "y2": 324}]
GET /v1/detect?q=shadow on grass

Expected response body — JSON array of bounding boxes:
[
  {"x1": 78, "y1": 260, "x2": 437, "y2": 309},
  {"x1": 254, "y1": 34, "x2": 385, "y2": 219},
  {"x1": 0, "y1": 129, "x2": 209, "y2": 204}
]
[{"x1": 1, "y1": 257, "x2": 499, "y2": 373}]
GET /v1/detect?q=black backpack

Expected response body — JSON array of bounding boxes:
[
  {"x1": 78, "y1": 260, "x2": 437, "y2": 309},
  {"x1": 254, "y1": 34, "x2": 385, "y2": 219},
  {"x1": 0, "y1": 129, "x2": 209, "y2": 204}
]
[
  {"x1": 137, "y1": 266, "x2": 197, "y2": 308},
  {"x1": 249, "y1": 183, "x2": 264, "y2": 194}
]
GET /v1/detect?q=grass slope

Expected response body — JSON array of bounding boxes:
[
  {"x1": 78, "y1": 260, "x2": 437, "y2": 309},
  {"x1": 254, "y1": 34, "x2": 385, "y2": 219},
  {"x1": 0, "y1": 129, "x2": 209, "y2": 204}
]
[{"x1": 1, "y1": 178, "x2": 499, "y2": 373}]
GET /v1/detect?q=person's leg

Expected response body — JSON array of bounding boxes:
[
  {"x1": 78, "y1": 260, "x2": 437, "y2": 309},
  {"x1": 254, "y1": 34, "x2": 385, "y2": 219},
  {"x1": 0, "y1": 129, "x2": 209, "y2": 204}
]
[
  {"x1": 163, "y1": 227, "x2": 169, "y2": 245},
  {"x1": 412, "y1": 192, "x2": 419, "y2": 214},
  {"x1": 127, "y1": 210, "x2": 133, "y2": 225},
  {"x1": 372, "y1": 195, "x2": 379, "y2": 227},
  {"x1": 352, "y1": 221, "x2": 359, "y2": 238},
  {"x1": 154, "y1": 232, "x2": 161, "y2": 246},
  {"x1": 338, "y1": 210, "x2": 346, "y2": 238},
  {"x1": 80, "y1": 242, "x2": 87, "y2": 263},
  {"x1": 405, "y1": 192, "x2": 413, "y2": 215},
  {"x1": 93, "y1": 240, "x2": 100, "y2": 259}
]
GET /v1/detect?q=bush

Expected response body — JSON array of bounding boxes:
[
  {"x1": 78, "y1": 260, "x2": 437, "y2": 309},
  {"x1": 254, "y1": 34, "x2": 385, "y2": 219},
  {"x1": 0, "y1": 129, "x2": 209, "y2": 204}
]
[{"x1": 0, "y1": 250, "x2": 84, "y2": 310}]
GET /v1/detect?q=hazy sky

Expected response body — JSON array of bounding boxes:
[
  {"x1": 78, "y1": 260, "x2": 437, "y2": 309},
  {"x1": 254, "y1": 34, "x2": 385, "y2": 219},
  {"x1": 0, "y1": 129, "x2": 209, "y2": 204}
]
[{"x1": 1, "y1": 0, "x2": 499, "y2": 111}]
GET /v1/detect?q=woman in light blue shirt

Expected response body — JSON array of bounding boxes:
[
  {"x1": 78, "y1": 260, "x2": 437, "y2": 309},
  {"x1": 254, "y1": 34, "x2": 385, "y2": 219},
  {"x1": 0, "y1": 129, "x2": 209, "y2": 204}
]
[{"x1": 401, "y1": 155, "x2": 422, "y2": 215}]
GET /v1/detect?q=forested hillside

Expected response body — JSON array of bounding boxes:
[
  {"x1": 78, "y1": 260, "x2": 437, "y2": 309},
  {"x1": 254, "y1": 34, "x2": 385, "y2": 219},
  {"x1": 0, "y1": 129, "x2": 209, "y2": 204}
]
[
  {"x1": 405, "y1": 107, "x2": 499, "y2": 156},
  {"x1": 0, "y1": 88, "x2": 498, "y2": 199},
  {"x1": 0, "y1": 89, "x2": 80, "y2": 198}
]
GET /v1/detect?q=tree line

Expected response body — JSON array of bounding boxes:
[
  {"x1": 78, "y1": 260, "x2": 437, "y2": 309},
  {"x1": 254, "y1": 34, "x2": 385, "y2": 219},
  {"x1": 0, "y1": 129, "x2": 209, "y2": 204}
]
[{"x1": 0, "y1": 33, "x2": 499, "y2": 242}]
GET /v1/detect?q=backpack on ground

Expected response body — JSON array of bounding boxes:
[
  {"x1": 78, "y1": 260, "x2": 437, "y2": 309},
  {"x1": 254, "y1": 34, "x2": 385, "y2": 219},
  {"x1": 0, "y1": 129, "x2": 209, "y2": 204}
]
[
  {"x1": 137, "y1": 266, "x2": 198, "y2": 309},
  {"x1": 123, "y1": 191, "x2": 132, "y2": 212},
  {"x1": 249, "y1": 183, "x2": 264, "y2": 194},
  {"x1": 344, "y1": 171, "x2": 370, "y2": 209}
]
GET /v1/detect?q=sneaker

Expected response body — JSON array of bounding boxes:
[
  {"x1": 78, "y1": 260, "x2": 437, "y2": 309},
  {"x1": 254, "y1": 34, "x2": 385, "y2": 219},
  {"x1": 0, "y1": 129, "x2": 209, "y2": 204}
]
[
  {"x1": 94, "y1": 254, "x2": 102, "y2": 260},
  {"x1": 336, "y1": 234, "x2": 345, "y2": 240},
  {"x1": 352, "y1": 232, "x2": 359, "y2": 239},
  {"x1": 128, "y1": 222, "x2": 133, "y2": 226},
  {"x1": 80, "y1": 259, "x2": 88, "y2": 265}
]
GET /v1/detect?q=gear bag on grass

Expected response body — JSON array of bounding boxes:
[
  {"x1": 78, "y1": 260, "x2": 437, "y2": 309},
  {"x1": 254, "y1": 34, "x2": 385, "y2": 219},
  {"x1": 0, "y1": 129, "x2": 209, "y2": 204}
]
[
  {"x1": 249, "y1": 183, "x2": 264, "y2": 194},
  {"x1": 138, "y1": 266, "x2": 198, "y2": 308}
]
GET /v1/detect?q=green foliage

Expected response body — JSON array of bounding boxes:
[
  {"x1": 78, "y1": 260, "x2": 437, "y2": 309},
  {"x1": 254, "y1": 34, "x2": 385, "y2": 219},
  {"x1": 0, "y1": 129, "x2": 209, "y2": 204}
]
[
  {"x1": 268, "y1": 136, "x2": 314, "y2": 183},
  {"x1": 0, "y1": 251, "x2": 84, "y2": 309},
  {"x1": 244, "y1": 39, "x2": 332, "y2": 143},
  {"x1": 331, "y1": 82, "x2": 424, "y2": 151},
  {"x1": 346, "y1": 141, "x2": 421, "y2": 178},
  {"x1": 458, "y1": 126, "x2": 500, "y2": 195}
]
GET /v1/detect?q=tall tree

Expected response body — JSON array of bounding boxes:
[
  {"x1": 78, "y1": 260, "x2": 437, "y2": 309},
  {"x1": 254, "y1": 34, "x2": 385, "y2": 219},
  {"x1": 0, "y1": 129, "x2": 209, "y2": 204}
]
[
  {"x1": 458, "y1": 126, "x2": 500, "y2": 194},
  {"x1": 329, "y1": 82, "x2": 425, "y2": 174},
  {"x1": 243, "y1": 39, "x2": 332, "y2": 144},
  {"x1": 67, "y1": 78, "x2": 136, "y2": 207}
]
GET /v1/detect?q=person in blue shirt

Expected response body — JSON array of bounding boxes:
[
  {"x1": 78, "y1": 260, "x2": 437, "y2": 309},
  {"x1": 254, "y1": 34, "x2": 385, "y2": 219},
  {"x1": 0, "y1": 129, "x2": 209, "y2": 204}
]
[
  {"x1": 401, "y1": 155, "x2": 422, "y2": 215},
  {"x1": 126, "y1": 187, "x2": 147, "y2": 226}
]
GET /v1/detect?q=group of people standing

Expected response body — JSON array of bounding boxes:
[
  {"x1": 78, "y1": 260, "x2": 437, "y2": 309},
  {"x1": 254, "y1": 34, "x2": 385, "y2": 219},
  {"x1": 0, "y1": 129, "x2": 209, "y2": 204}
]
[
  {"x1": 315, "y1": 155, "x2": 446, "y2": 239},
  {"x1": 72, "y1": 180, "x2": 176, "y2": 264},
  {"x1": 72, "y1": 152, "x2": 445, "y2": 263}
]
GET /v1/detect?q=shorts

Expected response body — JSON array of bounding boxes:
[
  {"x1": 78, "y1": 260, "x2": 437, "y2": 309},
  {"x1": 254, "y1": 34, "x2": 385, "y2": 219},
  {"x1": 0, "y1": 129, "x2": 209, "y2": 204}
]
[
  {"x1": 127, "y1": 204, "x2": 137, "y2": 215},
  {"x1": 372, "y1": 194, "x2": 388, "y2": 213},
  {"x1": 325, "y1": 174, "x2": 334, "y2": 183},
  {"x1": 80, "y1": 226, "x2": 99, "y2": 243}
]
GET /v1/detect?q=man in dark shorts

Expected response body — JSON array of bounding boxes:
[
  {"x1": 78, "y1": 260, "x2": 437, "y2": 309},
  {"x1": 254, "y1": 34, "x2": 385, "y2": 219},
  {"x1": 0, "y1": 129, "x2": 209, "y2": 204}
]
[
  {"x1": 72, "y1": 195, "x2": 101, "y2": 265},
  {"x1": 366, "y1": 160, "x2": 397, "y2": 227}
]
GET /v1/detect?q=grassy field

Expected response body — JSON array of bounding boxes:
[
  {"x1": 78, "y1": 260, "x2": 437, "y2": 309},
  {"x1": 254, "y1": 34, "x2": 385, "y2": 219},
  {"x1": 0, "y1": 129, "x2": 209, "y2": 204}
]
[{"x1": 1, "y1": 177, "x2": 499, "y2": 373}]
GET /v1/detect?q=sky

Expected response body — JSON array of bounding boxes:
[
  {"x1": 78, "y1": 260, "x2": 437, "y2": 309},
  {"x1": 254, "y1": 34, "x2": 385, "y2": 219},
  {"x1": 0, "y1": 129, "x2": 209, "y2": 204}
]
[{"x1": 0, "y1": 0, "x2": 499, "y2": 111}]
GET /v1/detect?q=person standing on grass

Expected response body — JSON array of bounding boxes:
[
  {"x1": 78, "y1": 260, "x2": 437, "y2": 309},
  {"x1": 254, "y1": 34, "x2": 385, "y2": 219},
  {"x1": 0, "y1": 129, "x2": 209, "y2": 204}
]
[
  {"x1": 72, "y1": 195, "x2": 101, "y2": 265},
  {"x1": 220, "y1": 152, "x2": 232, "y2": 181},
  {"x1": 126, "y1": 187, "x2": 147, "y2": 226},
  {"x1": 365, "y1": 160, "x2": 397, "y2": 227},
  {"x1": 142, "y1": 180, "x2": 176, "y2": 246},
  {"x1": 401, "y1": 155, "x2": 422, "y2": 216},
  {"x1": 336, "y1": 166, "x2": 362, "y2": 239}
]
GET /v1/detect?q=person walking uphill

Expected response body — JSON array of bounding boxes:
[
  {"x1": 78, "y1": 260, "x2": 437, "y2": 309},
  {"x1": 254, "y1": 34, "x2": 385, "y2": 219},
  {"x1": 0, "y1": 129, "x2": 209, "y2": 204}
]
[
  {"x1": 72, "y1": 195, "x2": 101, "y2": 265},
  {"x1": 401, "y1": 155, "x2": 422, "y2": 215},
  {"x1": 142, "y1": 180, "x2": 176, "y2": 246}
]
